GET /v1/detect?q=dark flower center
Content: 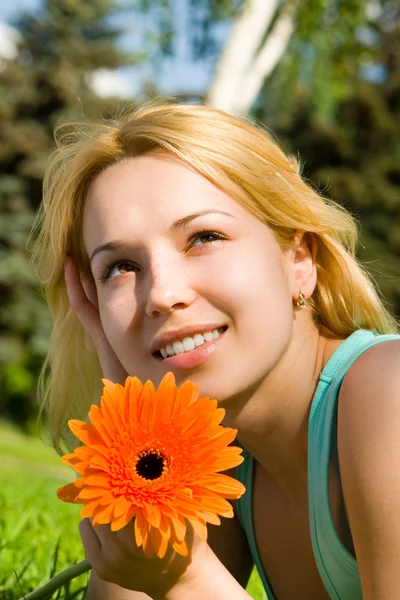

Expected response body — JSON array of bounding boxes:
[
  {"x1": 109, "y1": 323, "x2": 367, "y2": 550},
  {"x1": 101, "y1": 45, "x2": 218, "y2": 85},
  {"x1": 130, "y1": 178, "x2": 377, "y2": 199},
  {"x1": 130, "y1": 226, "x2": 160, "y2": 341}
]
[{"x1": 135, "y1": 449, "x2": 168, "y2": 480}]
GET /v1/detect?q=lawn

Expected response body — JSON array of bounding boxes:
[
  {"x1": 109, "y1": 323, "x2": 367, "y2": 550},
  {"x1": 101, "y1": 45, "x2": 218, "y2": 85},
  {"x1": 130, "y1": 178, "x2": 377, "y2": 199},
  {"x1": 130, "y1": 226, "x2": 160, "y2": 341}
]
[{"x1": 0, "y1": 419, "x2": 267, "y2": 599}]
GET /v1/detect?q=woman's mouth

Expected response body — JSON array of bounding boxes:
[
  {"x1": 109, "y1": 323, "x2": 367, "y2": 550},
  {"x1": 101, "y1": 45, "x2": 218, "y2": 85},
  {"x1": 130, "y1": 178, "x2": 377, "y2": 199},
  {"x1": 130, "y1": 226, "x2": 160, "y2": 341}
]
[{"x1": 153, "y1": 326, "x2": 228, "y2": 369}]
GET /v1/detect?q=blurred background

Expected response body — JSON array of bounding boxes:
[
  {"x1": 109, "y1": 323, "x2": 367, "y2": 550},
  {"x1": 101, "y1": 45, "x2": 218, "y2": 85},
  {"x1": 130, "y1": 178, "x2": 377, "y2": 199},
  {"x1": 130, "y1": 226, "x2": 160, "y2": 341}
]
[{"x1": 0, "y1": 1, "x2": 399, "y2": 597}]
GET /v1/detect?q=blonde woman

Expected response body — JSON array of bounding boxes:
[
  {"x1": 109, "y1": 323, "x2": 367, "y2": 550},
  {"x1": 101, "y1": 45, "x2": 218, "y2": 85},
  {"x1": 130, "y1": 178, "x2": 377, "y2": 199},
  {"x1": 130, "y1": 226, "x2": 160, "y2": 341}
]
[{"x1": 31, "y1": 102, "x2": 400, "y2": 600}]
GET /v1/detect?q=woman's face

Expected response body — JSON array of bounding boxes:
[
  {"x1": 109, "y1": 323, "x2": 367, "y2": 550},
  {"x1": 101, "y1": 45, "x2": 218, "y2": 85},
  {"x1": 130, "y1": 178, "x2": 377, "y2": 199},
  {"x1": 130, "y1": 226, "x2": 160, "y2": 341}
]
[{"x1": 83, "y1": 153, "x2": 295, "y2": 404}]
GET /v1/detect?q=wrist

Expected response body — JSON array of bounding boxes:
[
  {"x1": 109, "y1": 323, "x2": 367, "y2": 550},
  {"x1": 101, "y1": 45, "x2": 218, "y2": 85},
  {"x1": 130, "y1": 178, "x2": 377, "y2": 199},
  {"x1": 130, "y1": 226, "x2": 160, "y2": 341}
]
[{"x1": 162, "y1": 545, "x2": 252, "y2": 600}]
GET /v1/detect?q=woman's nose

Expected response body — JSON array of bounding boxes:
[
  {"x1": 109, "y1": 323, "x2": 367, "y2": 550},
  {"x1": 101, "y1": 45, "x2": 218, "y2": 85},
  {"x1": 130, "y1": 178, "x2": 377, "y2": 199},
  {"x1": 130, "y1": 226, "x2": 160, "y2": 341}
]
[{"x1": 145, "y1": 260, "x2": 195, "y2": 318}]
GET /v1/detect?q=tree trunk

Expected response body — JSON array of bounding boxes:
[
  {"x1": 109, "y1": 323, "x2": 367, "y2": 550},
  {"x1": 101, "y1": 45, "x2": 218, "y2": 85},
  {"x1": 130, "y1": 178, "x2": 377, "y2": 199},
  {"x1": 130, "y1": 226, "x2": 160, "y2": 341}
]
[{"x1": 206, "y1": 0, "x2": 294, "y2": 116}]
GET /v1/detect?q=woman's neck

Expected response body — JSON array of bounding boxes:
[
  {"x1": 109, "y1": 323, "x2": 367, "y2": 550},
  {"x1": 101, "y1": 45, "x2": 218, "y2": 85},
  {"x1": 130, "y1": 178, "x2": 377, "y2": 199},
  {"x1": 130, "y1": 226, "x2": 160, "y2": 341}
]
[{"x1": 225, "y1": 320, "x2": 344, "y2": 498}]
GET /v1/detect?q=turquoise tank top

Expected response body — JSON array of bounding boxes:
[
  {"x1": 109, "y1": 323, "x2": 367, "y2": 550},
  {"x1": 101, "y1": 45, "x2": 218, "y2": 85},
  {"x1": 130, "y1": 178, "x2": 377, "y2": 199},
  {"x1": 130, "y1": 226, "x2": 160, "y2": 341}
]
[{"x1": 235, "y1": 329, "x2": 400, "y2": 600}]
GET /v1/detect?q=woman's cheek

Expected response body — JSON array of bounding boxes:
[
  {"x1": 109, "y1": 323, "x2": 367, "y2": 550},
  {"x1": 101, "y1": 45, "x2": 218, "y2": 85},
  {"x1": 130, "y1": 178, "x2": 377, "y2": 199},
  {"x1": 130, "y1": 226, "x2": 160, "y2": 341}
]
[{"x1": 99, "y1": 295, "x2": 135, "y2": 349}]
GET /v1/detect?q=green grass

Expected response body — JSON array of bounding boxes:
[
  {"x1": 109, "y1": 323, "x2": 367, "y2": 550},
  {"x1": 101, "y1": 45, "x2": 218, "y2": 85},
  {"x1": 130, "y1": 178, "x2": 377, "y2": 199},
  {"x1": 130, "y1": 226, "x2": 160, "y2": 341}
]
[
  {"x1": 0, "y1": 419, "x2": 266, "y2": 599},
  {"x1": 0, "y1": 419, "x2": 63, "y2": 467},
  {"x1": 0, "y1": 420, "x2": 87, "y2": 599}
]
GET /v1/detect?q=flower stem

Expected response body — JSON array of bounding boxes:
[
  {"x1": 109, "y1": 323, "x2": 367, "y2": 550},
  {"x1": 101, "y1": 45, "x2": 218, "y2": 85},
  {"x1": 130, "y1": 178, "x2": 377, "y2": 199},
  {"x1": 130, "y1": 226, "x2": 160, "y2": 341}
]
[{"x1": 17, "y1": 559, "x2": 92, "y2": 600}]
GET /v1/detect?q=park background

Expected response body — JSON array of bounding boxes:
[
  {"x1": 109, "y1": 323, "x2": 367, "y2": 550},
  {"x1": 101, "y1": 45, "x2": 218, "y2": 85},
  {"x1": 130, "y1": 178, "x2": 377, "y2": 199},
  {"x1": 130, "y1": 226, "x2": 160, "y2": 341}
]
[{"x1": 0, "y1": 0, "x2": 399, "y2": 598}]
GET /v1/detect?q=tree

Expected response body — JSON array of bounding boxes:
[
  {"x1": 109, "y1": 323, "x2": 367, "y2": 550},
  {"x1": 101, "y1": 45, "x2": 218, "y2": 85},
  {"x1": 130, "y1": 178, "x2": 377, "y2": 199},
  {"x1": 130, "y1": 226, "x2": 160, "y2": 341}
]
[
  {"x1": 268, "y1": 15, "x2": 400, "y2": 313},
  {"x1": 134, "y1": 0, "x2": 374, "y2": 117},
  {"x1": 0, "y1": 0, "x2": 145, "y2": 426},
  {"x1": 206, "y1": 0, "x2": 371, "y2": 116}
]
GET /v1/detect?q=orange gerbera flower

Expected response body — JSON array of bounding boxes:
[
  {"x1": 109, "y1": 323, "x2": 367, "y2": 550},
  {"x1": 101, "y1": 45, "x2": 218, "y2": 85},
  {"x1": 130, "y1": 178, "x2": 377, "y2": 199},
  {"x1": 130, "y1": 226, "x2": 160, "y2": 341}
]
[{"x1": 57, "y1": 372, "x2": 245, "y2": 559}]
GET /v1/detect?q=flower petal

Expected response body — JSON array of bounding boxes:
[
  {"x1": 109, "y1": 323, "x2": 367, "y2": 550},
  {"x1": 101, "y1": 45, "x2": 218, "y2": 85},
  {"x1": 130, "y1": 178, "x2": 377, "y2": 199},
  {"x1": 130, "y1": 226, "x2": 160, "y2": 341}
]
[
  {"x1": 158, "y1": 512, "x2": 172, "y2": 539},
  {"x1": 170, "y1": 533, "x2": 188, "y2": 557},
  {"x1": 56, "y1": 482, "x2": 80, "y2": 503},
  {"x1": 142, "y1": 530, "x2": 156, "y2": 558},
  {"x1": 92, "y1": 502, "x2": 115, "y2": 526},
  {"x1": 83, "y1": 474, "x2": 111, "y2": 488},
  {"x1": 170, "y1": 514, "x2": 187, "y2": 542},
  {"x1": 60, "y1": 453, "x2": 82, "y2": 467},
  {"x1": 171, "y1": 380, "x2": 199, "y2": 419},
  {"x1": 146, "y1": 503, "x2": 162, "y2": 528},
  {"x1": 113, "y1": 495, "x2": 132, "y2": 519},
  {"x1": 101, "y1": 378, "x2": 117, "y2": 389},
  {"x1": 210, "y1": 407, "x2": 225, "y2": 427},
  {"x1": 76, "y1": 487, "x2": 106, "y2": 501},
  {"x1": 125, "y1": 377, "x2": 143, "y2": 424},
  {"x1": 139, "y1": 380, "x2": 156, "y2": 429},
  {"x1": 98, "y1": 492, "x2": 116, "y2": 506},
  {"x1": 134, "y1": 510, "x2": 149, "y2": 548},
  {"x1": 197, "y1": 494, "x2": 233, "y2": 518},
  {"x1": 87, "y1": 405, "x2": 114, "y2": 445},
  {"x1": 153, "y1": 372, "x2": 178, "y2": 428},
  {"x1": 68, "y1": 420, "x2": 103, "y2": 446},
  {"x1": 204, "y1": 448, "x2": 244, "y2": 473},
  {"x1": 193, "y1": 474, "x2": 246, "y2": 499},
  {"x1": 100, "y1": 393, "x2": 123, "y2": 435},
  {"x1": 180, "y1": 398, "x2": 218, "y2": 433},
  {"x1": 80, "y1": 499, "x2": 101, "y2": 518},
  {"x1": 89, "y1": 455, "x2": 111, "y2": 472},
  {"x1": 202, "y1": 511, "x2": 221, "y2": 525},
  {"x1": 110, "y1": 511, "x2": 134, "y2": 532},
  {"x1": 151, "y1": 525, "x2": 169, "y2": 559},
  {"x1": 187, "y1": 516, "x2": 208, "y2": 541}
]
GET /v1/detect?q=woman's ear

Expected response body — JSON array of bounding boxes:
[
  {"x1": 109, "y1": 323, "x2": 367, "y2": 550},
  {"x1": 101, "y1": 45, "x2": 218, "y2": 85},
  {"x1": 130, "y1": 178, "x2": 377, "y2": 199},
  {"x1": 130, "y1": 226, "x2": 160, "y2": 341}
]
[
  {"x1": 80, "y1": 268, "x2": 99, "y2": 310},
  {"x1": 290, "y1": 231, "x2": 318, "y2": 297}
]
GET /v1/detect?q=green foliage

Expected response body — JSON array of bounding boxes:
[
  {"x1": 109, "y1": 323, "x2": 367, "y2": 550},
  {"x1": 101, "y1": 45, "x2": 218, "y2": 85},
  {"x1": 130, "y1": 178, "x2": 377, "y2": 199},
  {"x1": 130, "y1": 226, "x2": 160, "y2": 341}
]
[
  {"x1": 0, "y1": 0, "x2": 145, "y2": 427},
  {"x1": 256, "y1": 1, "x2": 400, "y2": 123}
]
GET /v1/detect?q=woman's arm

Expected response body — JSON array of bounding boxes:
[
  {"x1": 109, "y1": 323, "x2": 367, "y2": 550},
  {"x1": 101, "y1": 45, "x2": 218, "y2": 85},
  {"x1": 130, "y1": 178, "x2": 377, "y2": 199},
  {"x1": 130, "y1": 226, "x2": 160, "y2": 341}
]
[{"x1": 338, "y1": 339, "x2": 400, "y2": 599}]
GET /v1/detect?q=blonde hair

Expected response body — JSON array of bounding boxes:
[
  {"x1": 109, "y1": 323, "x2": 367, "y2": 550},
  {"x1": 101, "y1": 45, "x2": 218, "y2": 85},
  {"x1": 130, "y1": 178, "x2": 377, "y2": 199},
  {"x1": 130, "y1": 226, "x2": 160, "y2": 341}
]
[{"x1": 30, "y1": 100, "x2": 399, "y2": 453}]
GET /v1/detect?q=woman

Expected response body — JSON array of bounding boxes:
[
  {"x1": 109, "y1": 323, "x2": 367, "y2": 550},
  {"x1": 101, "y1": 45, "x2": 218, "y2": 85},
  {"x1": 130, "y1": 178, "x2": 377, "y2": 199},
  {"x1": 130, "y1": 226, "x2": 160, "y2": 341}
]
[{"x1": 31, "y1": 101, "x2": 400, "y2": 600}]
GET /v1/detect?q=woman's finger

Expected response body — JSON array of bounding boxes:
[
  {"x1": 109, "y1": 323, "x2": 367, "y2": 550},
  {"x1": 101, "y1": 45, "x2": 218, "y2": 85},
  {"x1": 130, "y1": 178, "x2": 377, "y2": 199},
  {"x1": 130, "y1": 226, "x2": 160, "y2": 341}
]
[
  {"x1": 64, "y1": 255, "x2": 128, "y2": 384},
  {"x1": 81, "y1": 269, "x2": 99, "y2": 310},
  {"x1": 64, "y1": 256, "x2": 104, "y2": 345},
  {"x1": 79, "y1": 518, "x2": 102, "y2": 569}
]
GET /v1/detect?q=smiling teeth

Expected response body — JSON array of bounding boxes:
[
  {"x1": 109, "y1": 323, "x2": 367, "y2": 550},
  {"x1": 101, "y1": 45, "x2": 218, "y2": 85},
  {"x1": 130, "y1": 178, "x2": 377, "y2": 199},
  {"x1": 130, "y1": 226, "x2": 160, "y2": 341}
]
[{"x1": 159, "y1": 327, "x2": 225, "y2": 358}]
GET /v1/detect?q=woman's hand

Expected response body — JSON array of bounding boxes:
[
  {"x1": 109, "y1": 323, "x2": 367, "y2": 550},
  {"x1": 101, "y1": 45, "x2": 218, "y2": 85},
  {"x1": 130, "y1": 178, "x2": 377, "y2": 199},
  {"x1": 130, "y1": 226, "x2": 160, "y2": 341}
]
[
  {"x1": 79, "y1": 517, "x2": 209, "y2": 599},
  {"x1": 64, "y1": 255, "x2": 128, "y2": 384}
]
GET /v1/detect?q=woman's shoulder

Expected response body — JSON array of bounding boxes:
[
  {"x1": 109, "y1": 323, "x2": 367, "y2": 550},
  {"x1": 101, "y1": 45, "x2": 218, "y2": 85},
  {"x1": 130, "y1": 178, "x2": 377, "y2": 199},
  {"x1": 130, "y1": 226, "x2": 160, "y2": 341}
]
[
  {"x1": 336, "y1": 336, "x2": 400, "y2": 596},
  {"x1": 338, "y1": 334, "x2": 400, "y2": 426},
  {"x1": 340, "y1": 334, "x2": 400, "y2": 405},
  {"x1": 336, "y1": 332, "x2": 400, "y2": 489}
]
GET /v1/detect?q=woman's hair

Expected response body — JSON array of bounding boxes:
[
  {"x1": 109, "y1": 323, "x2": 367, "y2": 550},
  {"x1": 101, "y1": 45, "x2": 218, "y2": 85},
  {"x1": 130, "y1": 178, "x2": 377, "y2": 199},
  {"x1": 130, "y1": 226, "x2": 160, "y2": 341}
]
[{"x1": 30, "y1": 100, "x2": 399, "y2": 453}]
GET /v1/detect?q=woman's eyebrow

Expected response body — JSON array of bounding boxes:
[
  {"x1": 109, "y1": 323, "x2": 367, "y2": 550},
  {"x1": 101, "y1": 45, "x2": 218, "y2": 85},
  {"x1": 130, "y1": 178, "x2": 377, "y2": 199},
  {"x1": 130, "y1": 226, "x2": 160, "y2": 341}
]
[
  {"x1": 90, "y1": 240, "x2": 128, "y2": 265},
  {"x1": 170, "y1": 209, "x2": 234, "y2": 231},
  {"x1": 89, "y1": 210, "x2": 234, "y2": 265}
]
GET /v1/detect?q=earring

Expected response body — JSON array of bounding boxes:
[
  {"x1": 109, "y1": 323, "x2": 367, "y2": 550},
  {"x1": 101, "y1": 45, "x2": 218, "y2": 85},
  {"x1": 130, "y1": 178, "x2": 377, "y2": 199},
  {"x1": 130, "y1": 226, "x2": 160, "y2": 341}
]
[{"x1": 296, "y1": 290, "x2": 307, "y2": 308}]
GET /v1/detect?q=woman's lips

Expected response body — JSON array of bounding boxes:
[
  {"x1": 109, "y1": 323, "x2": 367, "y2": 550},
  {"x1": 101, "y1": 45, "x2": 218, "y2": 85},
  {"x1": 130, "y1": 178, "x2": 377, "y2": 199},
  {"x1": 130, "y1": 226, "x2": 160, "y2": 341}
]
[{"x1": 155, "y1": 328, "x2": 227, "y2": 369}]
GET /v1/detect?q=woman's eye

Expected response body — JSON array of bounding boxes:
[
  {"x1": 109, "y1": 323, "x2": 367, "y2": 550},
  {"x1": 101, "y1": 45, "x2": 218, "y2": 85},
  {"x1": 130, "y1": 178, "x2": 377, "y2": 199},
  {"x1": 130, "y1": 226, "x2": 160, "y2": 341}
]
[
  {"x1": 100, "y1": 261, "x2": 138, "y2": 282},
  {"x1": 189, "y1": 231, "x2": 225, "y2": 248}
]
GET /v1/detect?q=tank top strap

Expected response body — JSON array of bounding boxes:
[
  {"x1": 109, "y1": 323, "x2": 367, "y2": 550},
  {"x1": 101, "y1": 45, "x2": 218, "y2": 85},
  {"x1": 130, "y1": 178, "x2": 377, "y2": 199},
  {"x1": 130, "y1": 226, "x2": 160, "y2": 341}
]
[{"x1": 317, "y1": 329, "x2": 377, "y2": 385}]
